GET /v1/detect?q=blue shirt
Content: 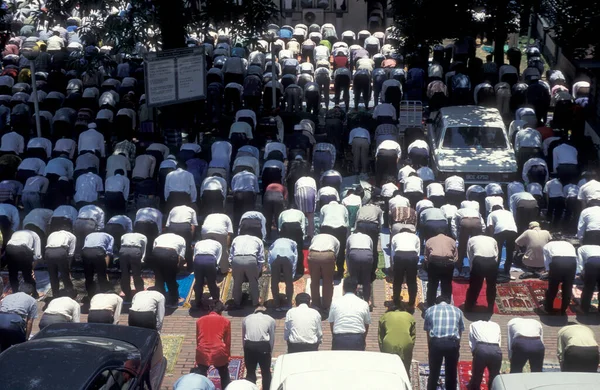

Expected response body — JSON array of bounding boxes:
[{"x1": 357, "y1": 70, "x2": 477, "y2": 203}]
[
  {"x1": 173, "y1": 373, "x2": 215, "y2": 390},
  {"x1": 268, "y1": 238, "x2": 298, "y2": 276},
  {"x1": 424, "y1": 302, "x2": 464, "y2": 340},
  {"x1": 83, "y1": 232, "x2": 115, "y2": 256}
]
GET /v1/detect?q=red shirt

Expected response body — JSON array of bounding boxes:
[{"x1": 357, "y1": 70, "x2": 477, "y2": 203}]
[
  {"x1": 195, "y1": 312, "x2": 231, "y2": 367},
  {"x1": 266, "y1": 183, "x2": 288, "y2": 200},
  {"x1": 536, "y1": 126, "x2": 555, "y2": 141}
]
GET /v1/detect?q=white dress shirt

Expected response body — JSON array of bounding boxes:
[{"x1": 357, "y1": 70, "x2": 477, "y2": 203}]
[
  {"x1": 53, "y1": 139, "x2": 77, "y2": 159},
  {"x1": 0, "y1": 131, "x2": 24, "y2": 153},
  {"x1": 264, "y1": 142, "x2": 287, "y2": 160},
  {"x1": 23, "y1": 208, "x2": 53, "y2": 234},
  {"x1": 130, "y1": 290, "x2": 165, "y2": 331},
  {"x1": 417, "y1": 167, "x2": 435, "y2": 182},
  {"x1": 194, "y1": 239, "x2": 223, "y2": 261},
  {"x1": 348, "y1": 127, "x2": 371, "y2": 144},
  {"x1": 211, "y1": 141, "x2": 233, "y2": 163},
  {"x1": 391, "y1": 232, "x2": 420, "y2": 256},
  {"x1": 18, "y1": 158, "x2": 46, "y2": 174},
  {"x1": 44, "y1": 157, "x2": 74, "y2": 179},
  {"x1": 469, "y1": 321, "x2": 501, "y2": 352},
  {"x1": 230, "y1": 122, "x2": 253, "y2": 139},
  {"x1": 278, "y1": 209, "x2": 307, "y2": 236},
  {"x1": 507, "y1": 181, "x2": 525, "y2": 200},
  {"x1": 543, "y1": 241, "x2": 577, "y2": 270},
  {"x1": 78, "y1": 205, "x2": 105, "y2": 230},
  {"x1": 404, "y1": 176, "x2": 423, "y2": 193},
  {"x1": 309, "y1": 234, "x2": 340, "y2": 254},
  {"x1": 121, "y1": 233, "x2": 148, "y2": 262},
  {"x1": 577, "y1": 206, "x2": 600, "y2": 239},
  {"x1": 135, "y1": 208, "x2": 163, "y2": 234},
  {"x1": 376, "y1": 140, "x2": 401, "y2": 159},
  {"x1": 107, "y1": 215, "x2": 133, "y2": 232},
  {"x1": 407, "y1": 139, "x2": 429, "y2": 154},
  {"x1": 147, "y1": 143, "x2": 171, "y2": 159},
  {"x1": 165, "y1": 168, "x2": 197, "y2": 202},
  {"x1": 543, "y1": 178, "x2": 564, "y2": 198},
  {"x1": 552, "y1": 143, "x2": 578, "y2": 172},
  {"x1": 320, "y1": 202, "x2": 349, "y2": 229},
  {"x1": 166, "y1": 205, "x2": 198, "y2": 226},
  {"x1": 132, "y1": 154, "x2": 156, "y2": 180},
  {"x1": 233, "y1": 156, "x2": 260, "y2": 175},
  {"x1": 485, "y1": 196, "x2": 505, "y2": 215},
  {"x1": 229, "y1": 235, "x2": 265, "y2": 266},
  {"x1": 27, "y1": 137, "x2": 52, "y2": 158},
  {"x1": 201, "y1": 213, "x2": 234, "y2": 236},
  {"x1": 105, "y1": 174, "x2": 130, "y2": 199},
  {"x1": 7, "y1": 230, "x2": 42, "y2": 260},
  {"x1": 262, "y1": 160, "x2": 286, "y2": 181},
  {"x1": 44, "y1": 296, "x2": 80, "y2": 322},
  {"x1": 23, "y1": 175, "x2": 49, "y2": 194},
  {"x1": 427, "y1": 183, "x2": 445, "y2": 198},
  {"x1": 487, "y1": 209, "x2": 517, "y2": 234},
  {"x1": 318, "y1": 186, "x2": 340, "y2": 203},
  {"x1": 563, "y1": 184, "x2": 579, "y2": 199},
  {"x1": 522, "y1": 158, "x2": 549, "y2": 183},
  {"x1": 388, "y1": 194, "x2": 411, "y2": 210},
  {"x1": 416, "y1": 199, "x2": 434, "y2": 215},
  {"x1": 445, "y1": 176, "x2": 465, "y2": 192},
  {"x1": 485, "y1": 183, "x2": 504, "y2": 197},
  {"x1": 328, "y1": 293, "x2": 371, "y2": 334},
  {"x1": 342, "y1": 194, "x2": 362, "y2": 208},
  {"x1": 75, "y1": 153, "x2": 100, "y2": 172},
  {"x1": 231, "y1": 171, "x2": 259, "y2": 193},
  {"x1": 507, "y1": 318, "x2": 543, "y2": 358},
  {"x1": 181, "y1": 143, "x2": 201, "y2": 153},
  {"x1": 106, "y1": 154, "x2": 131, "y2": 177},
  {"x1": 346, "y1": 232, "x2": 373, "y2": 251},
  {"x1": 200, "y1": 176, "x2": 227, "y2": 199},
  {"x1": 577, "y1": 245, "x2": 600, "y2": 274},
  {"x1": 509, "y1": 192, "x2": 536, "y2": 216},
  {"x1": 89, "y1": 293, "x2": 123, "y2": 324},
  {"x1": 240, "y1": 211, "x2": 267, "y2": 239},
  {"x1": 53, "y1": 205, "x2": 78, "y2": 223},
  {"x1": 578, "y1": 180, "x2": 600, "y2": 205},
  {"x1": 153, "y1": 233, "x2": 187, "y2": 258},
  {"x1": 398, "y1": 165, "x2": 416, "y2": 183},
  {"x1": 284, "y1": 303, "x2": 323, "y2": 344},
  {"x1": 242, "y1": 312, "x2": 276, "y2": 350},
  {"x1": 372, "y1": 103, "x2": 397, "y2": 120},
  {"x1": 381, "y1": 183, "x2": 398, "y2": 198},
  {"x1": 74, "y1": 172, "x2": 103, "y2": 203},
  {"x1": 467, "y1": 235, "x2": 499, "y2": 260},
  {"x1": 460, "y1": 200, "x2": 480, "y2": 212},
  {"x1": 452, "y1": 208, "x2": 484, "y2": 238},
  {"x1": 46, "y1": 230, "x2": 77, "y2": 256},
  {"x1": 515, "y1": 128, "x2": 542, "y2": 151},
  {"x1": 78, "y1": 128, "x2": 105, "y2": 157}
]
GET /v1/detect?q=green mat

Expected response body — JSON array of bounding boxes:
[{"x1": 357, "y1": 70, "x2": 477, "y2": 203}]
[{"x1": 161, "y1": 334, "x2": 185, "y2": 375}]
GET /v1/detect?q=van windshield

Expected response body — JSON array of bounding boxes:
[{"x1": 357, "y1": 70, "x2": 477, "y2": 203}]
[{"x1": 442, "y1": 126, "x2": 507, "y2": 149}]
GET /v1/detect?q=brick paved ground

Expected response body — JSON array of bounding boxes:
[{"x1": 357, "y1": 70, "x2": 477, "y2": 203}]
[{"x1": 30, "y1": 277, "x2": 600, "y2": 390}]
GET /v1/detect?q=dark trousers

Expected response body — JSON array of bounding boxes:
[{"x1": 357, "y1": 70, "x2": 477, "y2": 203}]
[
  {"x1": 376, "y1": 150, "x2": 397, "y2": 187},
  {"x1": 320, "y1": 225, "x2": 347, "y2": 276},
  {"x1": 166, "y1": 191, "x2": 192, "y2": 213},
  {"x1": 201, "y1": 189, "x2": 224, "y2": 217},
  {"x1": 429, "y1": 195, "x2": 445, "y2": 209},
  {"x1": 457, "y1": 218, "x2": 483, "y2": 268},
  {"x1": 469, "y1": 343, "x2": 502, "y2": 390},
  {"x1": 105, "y1": 223, "x2": 126, "y2": 253},
  {"x1": 74, "y1": 218, "x2": 98, "y2": 253},
  {"x1": 404, "y1": 191, "x2": 424, "y2": 209},
  {"x1": 39, "y1": 313, "x2": 69, "y2": 330},
  {"x1": 280, "y1": 222, "x2": 304, "y2": 275},
  {"x1": 545, "y1": 256, "x2": 577, "y2": 312},
  {"x1": 393, "y1": 251, "x2": 419, "y2": 306},
  {"x1": 547, "y1": 196, "x2": 565, "y2": 227},
  {"x1": 493, "y1": 230, "x2": 517, "y2": 274},
  {"x1": 581, "y1": 257, "x2": 600, "y2": 312},
  {"x1": 49, "y1": 216, "x2": 73, "y2": 233},
  {"x1": 128, "y1": 310, "x2": 157, "y2": 330},
  {"x1": 45, "y1": 246, "x2": 73, "y2": 297},
  {"x1": 167, "y1": 222, "x2": 193, "y2": 269},
  {"x1": 445, "y1": 189, "x2": 465, "y2": 207},
  {"x1": 515, "y1": 200, "x2": 539, "y2": 233},
  {"x1": 426, "y1": 260, "x2": 454, "y2": 306},
  {"x1": 0, "y1": 313, "x2": 26, "y2": 352},
  {"x1": 105, "y1": 191, "x2": 127, "y2": 218},
  {"x1": 196, "y1": 364, "x2": 230, "y2": 389},
  {"x1": 421, "y1": 220, "x2": 450, "y2": 245},
  {"x1": 244, "y1": 340, "x2": 272, "y2": 390},
  {"x1": 428, "y1": 337, "x2": 460, "y2": 390},
  {"x1": 562, "y1": 346, "x2": 600, "y2": 372},
  {"x1": 151, "y1": 247, "x2": 180, "y2": 304},
  {"x1": 82, "y1": 247, "x2": 110, "y2": 298},
  {"x1": 119, "y1": 246, "x2": 144, "y2": 299},
  {"x1": 332, "y1": 333, "x2": 366, "y2": 351},
  {"x1": 194, "y1": 254, "x2": 220, "y2": 301},
  {"x1": 582, "y1": 230, "x2": 600, "y2": 246},
  {"x1": 510, "y1": 337, "x2": 545, "y2": 373},
  {"x1": 88, "y1": 309, "x2": 114, "y2": 324},
  {"x1": 355, "y1": 220, "x2": 380, "y2": 280},
  {"x1": 6, "y1": 245, "x2": 37, "y2": 295},
  {"x1": 261, "y1": 168, "x2": 283, "y2": 193},
  {"x1": 465, "y1": 256, "x2": 498, "y2": 311},
  {"x1": 233, "y1": 191, "x2": 256, "y2": 232},
  {"x1": 557, "y1": 163, "x2": 579, "y2": 185},
  {"x1": 263, "y1": 191, "x2": 285, "y2": 238},
  {"x1": 287, "y1": 341, "x2": 319, "y2": 353},
  {"x1": 239, "y1": 218, "x2": 263, "y2": 240},
  {"x1": 134, "y1": 221, "x2": 159, "y2": 248},
  {"x1": 347, "y1": 248, "x2": 374, "y2": 302}
]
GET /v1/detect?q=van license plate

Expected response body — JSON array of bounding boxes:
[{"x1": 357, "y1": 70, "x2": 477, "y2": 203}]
[{"x1": 466, "y1": 174, "x2": 490, "y2": 181}]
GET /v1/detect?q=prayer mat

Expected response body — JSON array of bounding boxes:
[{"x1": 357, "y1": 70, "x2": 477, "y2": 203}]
[
  {"x1": 1, "y1": 270, "x2": 51, "y2": 301},
  {"x1": 420, "y1": 279, "x2": 454, "y2": 306},
  {"x1": 526, "y1": 280, "x2": 577, "y2": 315},
  {"x1": 417, "y1": 362, "x2": 457, "y2": 390},
  {"x1": 452, "y1": 280, "x2": 499, "y2": 314},
  {"x1": 384, "y1": 277, "x2": 423, "y2": 307},
  {"x1": 208, "y1": 356, "x2": 246, "y2": 390},
  {"x1": 302, "y1": 249, "x2": 309, "y2": 274},
  {"x1": 188, "y1": 276, "x2": 227, "y2": 308},
  {"x1": 265, "y1": 276, "x2": 307, "y2": 307},
  {"x1": 571, "y1": 285, "x2": 599, "y2": 311},
  {"x1": 410, "y1": 360, "x2": 421, "y2": 389},
  {"x1": 244, "y1": 357, "x2": 277, "y2": 389},
  {"x1": 220, "y1": 272, "x2": 271, "y2": 306},
  {"x1": 494, "y1": 282, "x2": 539, "y2": 315},
  {"x1": 161, "y1": 334, "x2": 185, "y2": 376},
  {"x1": 305, "y1": 277, "x2": 344, "y2": 305},
  {"x1": 457, "y1": 361, "x2": 561, "y2": 389}
]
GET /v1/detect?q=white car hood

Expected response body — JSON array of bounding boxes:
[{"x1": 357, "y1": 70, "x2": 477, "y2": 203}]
[{"x1": 434, "y1": 148, "x2": 517, "y2": 173}]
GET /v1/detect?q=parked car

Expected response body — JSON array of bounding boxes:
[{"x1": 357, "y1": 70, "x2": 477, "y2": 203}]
[
  {"x1": 271, "y1": 351, "x2": 411, "y2": 390},
  {"x1": 427, "y1": 105, "x2": 518, "y2": 185},
  {"x1": 491, "y1": 372, "x2": 600, "y2": 389},
  {"x1": 0, "y1": 323, "x2": 167, "y2": 390}
]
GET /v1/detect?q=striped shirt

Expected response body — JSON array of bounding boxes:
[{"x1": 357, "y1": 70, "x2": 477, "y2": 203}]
[{"x1": 424, "y1": 302, "x2": 464, "y2": 339}]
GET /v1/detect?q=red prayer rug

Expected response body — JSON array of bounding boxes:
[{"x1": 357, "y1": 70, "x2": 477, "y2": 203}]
[
  {"x1": 452, "y1": 280, "x2": 499, "y2": 314},
  {"x1": 494, "y1": 282, "x2": 539, "y2": 316}
]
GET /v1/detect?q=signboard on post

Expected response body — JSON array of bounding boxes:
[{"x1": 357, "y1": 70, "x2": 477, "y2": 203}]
[{"x1": 143, "y1": 46, "x2": 206, "y2": 107}]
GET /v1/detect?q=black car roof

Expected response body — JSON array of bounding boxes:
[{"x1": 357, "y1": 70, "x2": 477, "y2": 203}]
[{"x1": 0, "y1": 336, "x2": 141, "y2": 390}]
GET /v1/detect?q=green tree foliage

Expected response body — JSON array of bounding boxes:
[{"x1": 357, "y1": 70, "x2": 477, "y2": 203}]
[{"x1": 544, "y1": 0, "x2": 600, "y2": 59}]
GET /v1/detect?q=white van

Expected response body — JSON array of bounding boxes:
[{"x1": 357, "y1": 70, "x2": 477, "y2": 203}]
[
  {"x1": 491, "y1": 372, "x2": 600, "y2": 389},
  {"x1": 271, "y1": 351, "x2": 411, "y2": 390}
]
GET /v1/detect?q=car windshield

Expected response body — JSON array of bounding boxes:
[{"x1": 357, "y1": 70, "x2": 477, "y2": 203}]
[{"x1": 442, "y1": 126, "x2": 507, "y2": 149}]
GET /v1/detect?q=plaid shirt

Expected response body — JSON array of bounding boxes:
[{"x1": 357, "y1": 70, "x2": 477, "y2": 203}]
[
  {"x1": 113, "y1": 140, "x2": 136, "y2": 166},
  {"x1": 424, "y1": 302, "x2": 464, "y2": 340}
]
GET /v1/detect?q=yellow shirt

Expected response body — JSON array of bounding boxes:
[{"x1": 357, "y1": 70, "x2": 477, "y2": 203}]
[{"x1": 557, "y1": 325, "x2": 598, "y2": 363}]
